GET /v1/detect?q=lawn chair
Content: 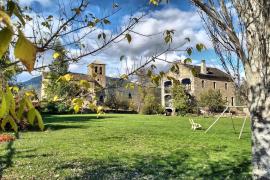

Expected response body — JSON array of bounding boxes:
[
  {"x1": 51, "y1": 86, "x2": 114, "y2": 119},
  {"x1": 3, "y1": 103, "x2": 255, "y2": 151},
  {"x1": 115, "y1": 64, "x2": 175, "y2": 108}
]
[{"x1": 189, "y1": 119, "x2": 202, "y2": 130}]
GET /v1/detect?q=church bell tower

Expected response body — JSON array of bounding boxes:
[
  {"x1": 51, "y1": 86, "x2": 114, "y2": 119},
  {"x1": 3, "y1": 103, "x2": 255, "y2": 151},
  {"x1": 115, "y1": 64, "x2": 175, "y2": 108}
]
[{"x1": 88, "y1": 60, "x2": 106, "y2": 88}]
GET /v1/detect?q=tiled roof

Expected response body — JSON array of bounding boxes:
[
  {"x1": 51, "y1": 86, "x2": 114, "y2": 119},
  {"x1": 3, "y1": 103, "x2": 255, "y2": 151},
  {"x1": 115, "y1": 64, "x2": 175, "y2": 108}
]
[{"x1": 183, "y1": 64, "x2": 233, "y2": 81}]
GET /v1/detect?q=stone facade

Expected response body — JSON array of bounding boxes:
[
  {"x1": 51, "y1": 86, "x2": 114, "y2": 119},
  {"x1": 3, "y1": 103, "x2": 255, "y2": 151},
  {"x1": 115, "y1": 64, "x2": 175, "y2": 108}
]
[
  {"x1": 161, "y1": 60, "x2": 236, "y2": 113},
  {"x1": 87, "y1": 60, "x2": 106, "y2": 88}
]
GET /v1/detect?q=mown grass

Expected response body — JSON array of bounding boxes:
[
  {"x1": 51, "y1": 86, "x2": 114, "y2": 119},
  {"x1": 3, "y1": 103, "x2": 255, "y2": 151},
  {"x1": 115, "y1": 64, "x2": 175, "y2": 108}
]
[{"x1": 0, "y1": 114, "x2": 251, "y2": 179}]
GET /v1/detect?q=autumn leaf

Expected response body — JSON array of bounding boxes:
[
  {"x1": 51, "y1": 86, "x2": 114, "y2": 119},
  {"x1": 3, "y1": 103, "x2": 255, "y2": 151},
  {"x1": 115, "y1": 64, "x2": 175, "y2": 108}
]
[
  {"x1": 103, "y1": 19, "x2": 111, "y2": 24},
  {"x1": 63, "y1": 74, "x2": 73, "y2": 81},
  {"x1": 53, "y1": 52, "x2": 60, "y2": 59},
  {"x1": 184, "y1": 58, "x2": 192, "y2": 64},
  {"x1": 0, "y1": 10, "x2": 12, "y2": 27},
  {"x1": 125, "y1": 34, "x2": 132, "y2": 43},
  {"x1": 53, "y1": 96, "x2": 59, "y2": 101},
  {"x1": 0, "y1": 28, "x2": 13, "y2": 59},
  {"x1": 14, "y1": 32, "x2": 37, "y2": 72},
  {"x1": 186, "y1": 47, "x2": 192, "y2": 56},
  {"x1": 149, "y1": 0, "x2": 159, "y2": 5},
  {"x1": 196, "y1": 43, "x2": 206, "y2": 52}
]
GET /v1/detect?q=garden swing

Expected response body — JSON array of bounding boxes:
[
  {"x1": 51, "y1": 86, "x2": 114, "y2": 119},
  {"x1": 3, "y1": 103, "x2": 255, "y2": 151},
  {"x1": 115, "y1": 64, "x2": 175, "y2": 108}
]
[{"x1": 204, "y1": 106, "x2": 249, "y2": 139}]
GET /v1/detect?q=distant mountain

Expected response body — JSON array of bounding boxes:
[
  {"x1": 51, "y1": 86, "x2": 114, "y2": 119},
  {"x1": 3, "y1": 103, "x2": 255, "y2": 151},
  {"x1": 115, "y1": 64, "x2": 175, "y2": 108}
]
[{"x1": 21, "y1": 76, "x2": 42, "y2": 89}]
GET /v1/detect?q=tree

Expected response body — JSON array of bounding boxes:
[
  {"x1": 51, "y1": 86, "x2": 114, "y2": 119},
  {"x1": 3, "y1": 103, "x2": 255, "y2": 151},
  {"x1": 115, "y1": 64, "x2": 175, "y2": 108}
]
[
  {"x1": 191, "y1": 1, "x2": 270, "y2": 178},
  {"x1": 0, "y1": 52, "x2": 21, "y2": 82},
  {"x1": 199, "y1": 89, "x2": 225, "y2": 113},
  {"x1": 149, "y1": 0, "x2": 270, "y2": 177},
  {"x1": 49, "y1": 42, "x2": 69, "y2": 76},
  {"x1": 105, "y1": 92, "x2": 129, "y2": 111},
  {"x1": 44, "y1": 42, "x2": 70, "y2": 100},
  {"x1": 141, "y1": 92, "x2": 164, "y2": 115},
  {"x1": 0, "y1": 0, "x2": 144, "y2": 130},
  {"x1": 172, "y1": 84, "x2": 197, "y2": 115}
]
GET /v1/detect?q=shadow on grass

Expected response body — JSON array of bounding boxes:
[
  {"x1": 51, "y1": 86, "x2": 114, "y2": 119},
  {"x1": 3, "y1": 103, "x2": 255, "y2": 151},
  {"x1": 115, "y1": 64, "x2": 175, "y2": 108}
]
[
  {"x1": 45, "y1": 124, "x2": 89, "y2": 131},
  {"x1": 57, "y1": 150, "x2": 251, "y2": 179},
  {"x1": 44, "y1": 115, "x2": 118, "y2": 124},
  {"x1": 0, "y1": 141, "x2": 15, "y2": 179},
  {"x1": 42, "y1": 115, "x2": 120, "y2": 131}
]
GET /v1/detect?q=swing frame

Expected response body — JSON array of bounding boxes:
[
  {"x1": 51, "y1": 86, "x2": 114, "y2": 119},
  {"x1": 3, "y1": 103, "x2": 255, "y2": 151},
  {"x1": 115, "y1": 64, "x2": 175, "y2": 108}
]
[{"x1": 204, "y1": 106, "x2": 249, "y2": 139}]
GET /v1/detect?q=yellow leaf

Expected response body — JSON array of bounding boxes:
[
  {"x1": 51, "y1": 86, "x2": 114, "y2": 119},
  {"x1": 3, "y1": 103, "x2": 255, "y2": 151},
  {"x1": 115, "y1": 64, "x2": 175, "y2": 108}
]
[
  {"x1": 35, "y1": 109, "x2": 44, "y2": 131},
  {"x1": 0, "y1": 93, "x2": 7, "y2": 118},
  {"x1": 125, "y1": 34, "x2": 132, "y2": 44},
  {"x1": 63, "y1": 74, "x2": 73, "y2": 81},
  {"x1": 53, "y1": 52, "x2": 60, "y2": 59},
  {"x1": 1, "y1": 116, "x2": 9, "y2": 130},
  {"x1": 1, "y1": 115, "x2": 18, "y2": 132},
  {"x1": 17, "y1": 98, "x2": 26, "y2": 120},
  {"x1": 79, "y1": 80, "x2": 90, "y2": 89},
  {"x1": 14, "y1": 31, "x2": 37, "y2": 72},
  {"x1": 120, "y1": 74, "x2": 128, "y2": 80},
  {"x1": 53, "y1": 95, "x2": 59, "y2": 101},
  {"x1": 72, "y1": 98, "x2": 83, "y2": 106},
  {"x1": 6, "y1": 87, "x2": 17, "y2": 119},
  {"x1": 25, "y1": 91, "x2": 35, "y2": 97},
  {"x1": 149, "y1": 0, "x2": 159, "y2": 5},
  {"x1": 27, "y1": 108, "x2": 36, "y2": 125},
  {"x1": 25, "y1": 96, "x2": 34, "y2": 109},
  {"x1": 0, "y1": 28, "x2": 13, "y2": 59},
  {"x1": 88, "y1": 103, "x2": 96, "y2": 111},
  {"x1": 74, "y1": 104, "x2": 80, "y2": 113},
  {"x1": 0, "y1": 10, "x2": 12, "y2": 27},
  {"x1": 10, "y1": 86, "x2": 19, "y2": 93}
]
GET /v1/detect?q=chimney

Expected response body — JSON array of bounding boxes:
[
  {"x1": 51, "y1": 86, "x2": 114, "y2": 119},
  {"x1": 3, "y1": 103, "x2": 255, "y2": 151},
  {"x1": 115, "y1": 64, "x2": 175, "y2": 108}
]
[{"x1": 201, "y1": 60, "x2": 207, "y2": 74}]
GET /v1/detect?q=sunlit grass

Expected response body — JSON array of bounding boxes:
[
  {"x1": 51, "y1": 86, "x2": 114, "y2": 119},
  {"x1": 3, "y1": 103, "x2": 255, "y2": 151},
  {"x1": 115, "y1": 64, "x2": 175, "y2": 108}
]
[{"x1": 0, "y1": 114, "x2": 251, "y2": 179}]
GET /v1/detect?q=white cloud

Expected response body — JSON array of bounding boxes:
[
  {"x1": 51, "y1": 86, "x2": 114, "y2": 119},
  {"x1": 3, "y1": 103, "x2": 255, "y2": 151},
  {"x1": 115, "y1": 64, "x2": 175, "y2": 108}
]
[
  {"x1": 18, "y1": 7, "x2": 214, "y2": 82},
  {"x1": 89, "y1": 7, "x2": 212, "y2": 76},
  {"x1": 19, "y1": 0, "x2": 52, "y2": 7}
]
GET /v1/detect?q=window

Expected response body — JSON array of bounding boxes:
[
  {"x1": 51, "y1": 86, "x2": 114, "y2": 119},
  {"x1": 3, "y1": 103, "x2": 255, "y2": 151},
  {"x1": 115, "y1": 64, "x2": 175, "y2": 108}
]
[
  {"x1": 95, "y1": 66, "x2": 98, "y2": 73},
  {"x1": 99, "y1": 95, "x2": 104, "y2": 103},
  {"x1": 99, "y1": 67, "x2": 102, "y2": 75},
  {"x1": 128, "y1": 92, "x2": 132, "y2": 99},
  {"x1": 202, "y1": 80, "x2": 205, "y2": 88},
  {"x1": 181, "y1": 78, "x2": 191, "y2": 90},
  {"x1": 225, "y1": 83, "x2": 228, "y2": 90},
  {"x1": 213, "y1": 82, "x2": 216, "y2": 89},
  {"x1": 231, "y1": 97, "x2": 234, "y2": 106}
]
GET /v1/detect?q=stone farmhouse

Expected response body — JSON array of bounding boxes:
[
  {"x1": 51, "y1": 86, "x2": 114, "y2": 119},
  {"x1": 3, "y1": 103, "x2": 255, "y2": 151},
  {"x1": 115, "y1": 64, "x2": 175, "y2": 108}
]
[
  {"x1": 40, "y1": 59, "x2": 235, "y2": 113},
  {"x1": 161, "y1": 60, "x2": 235, "y2": 113}
]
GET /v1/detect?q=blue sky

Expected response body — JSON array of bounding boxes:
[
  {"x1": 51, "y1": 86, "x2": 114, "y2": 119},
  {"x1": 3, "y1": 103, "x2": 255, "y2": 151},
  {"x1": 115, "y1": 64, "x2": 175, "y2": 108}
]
[{"x1": 17, "y1": 0, "x2": 221, "y2": 82}]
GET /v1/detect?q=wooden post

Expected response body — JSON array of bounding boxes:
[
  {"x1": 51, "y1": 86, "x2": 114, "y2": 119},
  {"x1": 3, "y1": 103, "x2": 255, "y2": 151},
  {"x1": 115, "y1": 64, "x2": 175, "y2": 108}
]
[
  {"x1": 239, "y1": 115, "x2": 248, "y2": 139},
  {"x1": 205, "y1": 106, "x2": 228, "y2": 133}
]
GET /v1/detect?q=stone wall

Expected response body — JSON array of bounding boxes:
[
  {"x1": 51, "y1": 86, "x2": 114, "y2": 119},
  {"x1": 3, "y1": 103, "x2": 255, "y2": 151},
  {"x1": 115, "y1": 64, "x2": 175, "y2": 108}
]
[
  {"x1": 193, "y1": 77, "x2": 235, "y2": 106},
  {"x1": 161, "y1": 63, "x2": 236, "y2": 113}
]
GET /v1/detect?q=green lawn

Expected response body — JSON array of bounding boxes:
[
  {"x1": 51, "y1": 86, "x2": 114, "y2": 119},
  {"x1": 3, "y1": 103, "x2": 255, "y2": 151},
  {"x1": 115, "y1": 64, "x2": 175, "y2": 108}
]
[{"x1": 0, "y1": 114, "x2": 251, "y2": 179}]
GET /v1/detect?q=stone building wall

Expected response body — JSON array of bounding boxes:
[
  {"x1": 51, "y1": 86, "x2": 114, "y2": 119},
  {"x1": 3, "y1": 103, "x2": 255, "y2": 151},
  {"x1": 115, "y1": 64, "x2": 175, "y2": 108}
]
[
  {"x1": 193, "y1": 77, "x2": 235, "y2": 106},
  {"x1": 88, "y1": 63, "x2": 106, "y2": 88},
  {"x1": 161, "y1": 62, "x2": 236, "y2": 113}
]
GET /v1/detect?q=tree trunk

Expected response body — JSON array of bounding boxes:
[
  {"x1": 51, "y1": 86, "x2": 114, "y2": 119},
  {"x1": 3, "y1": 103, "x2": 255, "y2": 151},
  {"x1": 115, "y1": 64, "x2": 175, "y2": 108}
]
[
  {"x1": 249, "y1": 81, "x2": 270, "y2": 178},
  {"x1": 243, "y1": 1, "x2": 270, "y2": 177}
]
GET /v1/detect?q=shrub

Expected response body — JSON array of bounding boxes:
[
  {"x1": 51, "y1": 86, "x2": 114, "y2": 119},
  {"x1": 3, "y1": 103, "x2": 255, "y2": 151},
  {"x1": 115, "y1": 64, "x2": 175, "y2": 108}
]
[
  {"x1": 141, "y1": 94, "x2": 164, "y2": 115},
  {"x1": 200, "y1": 89, "x2": 225, "y2": 113},
  {"x1": 105, "y1": 92, "x2": 130, "y2": 111},
  {"x1": 172, "y1": 84, "x2": 197, "y2": 115},
  {"x1": 41, "y1": 101, "x2": 72, "y2": 114}
]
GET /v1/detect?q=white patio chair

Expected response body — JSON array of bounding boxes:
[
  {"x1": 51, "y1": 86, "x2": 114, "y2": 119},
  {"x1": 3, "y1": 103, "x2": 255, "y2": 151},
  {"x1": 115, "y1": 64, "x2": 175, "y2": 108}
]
[{"x1": 189, "y1": 119, "x2": 202, "y2": 130}]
